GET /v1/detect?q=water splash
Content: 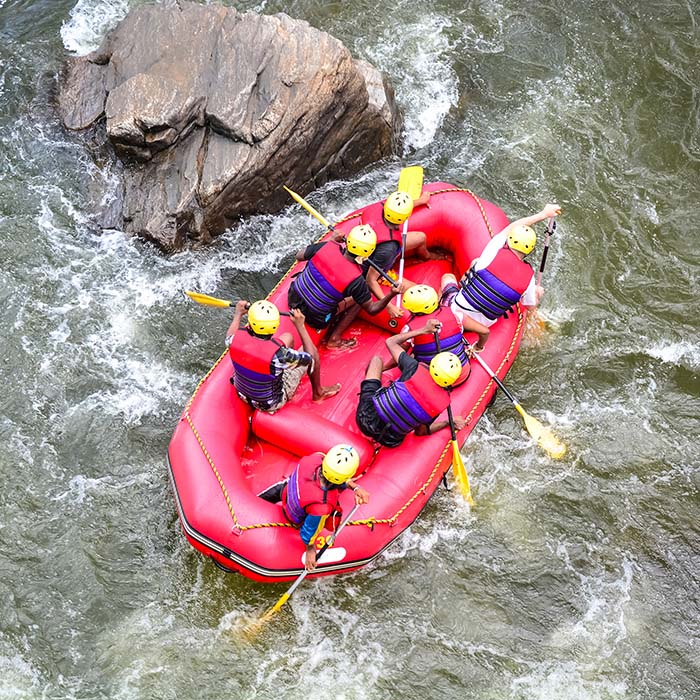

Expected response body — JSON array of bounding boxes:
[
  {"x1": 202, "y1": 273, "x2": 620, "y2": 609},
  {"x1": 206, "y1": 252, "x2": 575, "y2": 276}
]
[{"x1": 61, "y1": 0, "x2": 131, "y2": 55}]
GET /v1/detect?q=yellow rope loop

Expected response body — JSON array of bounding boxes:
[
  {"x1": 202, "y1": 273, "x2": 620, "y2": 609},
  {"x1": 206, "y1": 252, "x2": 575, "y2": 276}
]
[
  {"x1": 185, "y1": 411, "x2": 240, "y2": 529},
  {"x1": 237, "y1": 521, "x2": 296, "y2": 531}
]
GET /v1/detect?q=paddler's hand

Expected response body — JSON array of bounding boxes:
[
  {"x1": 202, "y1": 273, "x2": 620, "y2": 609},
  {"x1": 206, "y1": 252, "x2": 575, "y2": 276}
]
[
  {"x1": 424, "y1": 319, "x2": 441, "y2": 334},
  {"x1": 236, "y1": 299, "x2": 249, "y2": 314},
  {"x1": 534, "y1": 285, "x2": 545, "y2": 305},
  {"x1": 386, "y1": 303, "x2": 403, "y2": 319},
  {"x1": 348, "y1": 480, "x2": 370, "y2": 505},
  {"x1": 288, "y1": 308, "x2": 306, "y2": 329},
  {"x1": 304, "y1": 546, "x2": 317, "y2": 571},
  {"x1": 542, "y1": 203, "x2": 561, "y2": 218},
  {"x1": 453, "y1": 415, "x2": 467, "y2": 431}
]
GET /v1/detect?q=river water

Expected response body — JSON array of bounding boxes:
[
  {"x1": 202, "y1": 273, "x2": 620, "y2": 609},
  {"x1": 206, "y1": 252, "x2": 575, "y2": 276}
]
[{"x1": 1, "y1": 0, "x2": 698, "y2": 698}]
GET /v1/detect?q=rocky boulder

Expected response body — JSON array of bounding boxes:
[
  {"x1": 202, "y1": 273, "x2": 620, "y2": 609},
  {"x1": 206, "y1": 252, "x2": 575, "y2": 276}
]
[{"x1": 58, "y1": 0, "x2": 401, "y2": 251}]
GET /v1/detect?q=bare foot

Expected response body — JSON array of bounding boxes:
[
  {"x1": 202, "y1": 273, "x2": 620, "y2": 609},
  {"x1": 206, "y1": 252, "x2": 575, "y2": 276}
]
[
  {"x1": 313, "y1": 383, "x2": 341, "y2": 402},
  {"x1": 326, "y1": 337, "x2": 358, "y2": 349}
]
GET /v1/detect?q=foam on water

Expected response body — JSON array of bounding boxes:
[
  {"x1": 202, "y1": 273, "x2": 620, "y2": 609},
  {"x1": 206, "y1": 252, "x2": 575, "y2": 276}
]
[
  {"x1": 61, "y1": 0, "x2": 131, "y2": 55},
  {"x1": 645, "y1": 340, "x2": 700, "y2": 369},
  {"x1": 0, "y1": 642, "x2": 42, "y2": 700},
  {"x1": 358, "y1": 12, "x2": 458, "y2": 152}
]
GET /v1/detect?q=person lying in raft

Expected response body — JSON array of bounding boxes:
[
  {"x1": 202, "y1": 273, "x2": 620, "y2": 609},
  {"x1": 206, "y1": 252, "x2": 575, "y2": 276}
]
[
  {"x1": 399, "y1": 283, "x2": 487, "y2": 375},
  {"x1": 288, "y1": 224, "x2": 408, "y2": 348},
  {"x1": 226, "y1": 299, "x2": 339, "y2": 412},
  {"x1": 442, "y1": 203, "x2": 561, "y2": 330},
  {"x1": 363, "y1": 191, "x2": 444, "y2": 320},
  {"x1": 355, "y1": 320, "x2": 467, "y2": 448},
  {"x1": 259, "y1": 444, "x2": 370, "y2": 571}
]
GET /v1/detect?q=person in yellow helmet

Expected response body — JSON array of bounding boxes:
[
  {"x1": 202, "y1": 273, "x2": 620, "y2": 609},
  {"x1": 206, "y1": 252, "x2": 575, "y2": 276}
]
[
  {"x1": 443, "y1": 203, "x2": 561, "y2": 334},
  {"x1": 355, "y1": 320, "x2": 467, "y2": 448},
  {"x1": 226, "y1": 300, "x2": 340, "y2": 411},
  {"x1": 360, "y1": 190, "x2": 446, "y2": 320},
  {"x1": 288, "y1": 224, "x2": 410, "y2": 348},
  {"x1": 258, "y1": 444, "x2": 370, "y2": 570}
]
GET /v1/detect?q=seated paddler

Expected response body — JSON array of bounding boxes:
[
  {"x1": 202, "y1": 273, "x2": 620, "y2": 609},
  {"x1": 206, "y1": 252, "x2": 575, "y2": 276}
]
[
  {"x1": 287, "y1": 224, "x2": 408, "y2": 349},
  {"x1": 397, "y1": 283, "x2": 481, "y2": 384},
  {"x1": 444, "y1": 202, "x2": 561, "y2": 328},
  {"x1": 259, "y1": 444, "x2": 370, "y2": 571},
  {"x1": 226, "y1": 299, "x2": 339, "y2": 412},
  {"x1": 356, "y1": 320, "x2": 467, "y2": 448}
]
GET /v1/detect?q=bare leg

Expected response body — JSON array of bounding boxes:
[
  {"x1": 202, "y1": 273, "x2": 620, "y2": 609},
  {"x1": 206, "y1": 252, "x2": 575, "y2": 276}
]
[
  {"x1": 365, "y1": 355, "x2": 384, "y2": 381},
  {"x1": 293, "y1": 325, "x2": 341, "y2": 401},
  {"x1": 406, "y1": 231, "x2": 449, "y2": 261},
  {"x1": 326, "y1": 299, "x2": 361, "y2": 348},
  {"x1": 440, "y1": 274, "x2": 490, "y2": 350}
]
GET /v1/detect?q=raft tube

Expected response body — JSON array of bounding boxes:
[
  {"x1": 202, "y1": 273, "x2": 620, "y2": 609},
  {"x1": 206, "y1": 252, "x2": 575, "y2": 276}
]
[{"x1": 167, "y1": 183, "x2": 527, "y2": 582}]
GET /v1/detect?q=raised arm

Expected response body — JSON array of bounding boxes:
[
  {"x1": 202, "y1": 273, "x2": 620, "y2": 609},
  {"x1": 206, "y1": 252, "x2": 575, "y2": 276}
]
[
  {"x1": 225, "y1": 299, "x2": 250, "y2": 343},
  {"x1": 385, "y1": 319, "x2": 440, "y2": 364},
  {"x1": 499, "y1": 203, "x2": 561, "y2": 237}
]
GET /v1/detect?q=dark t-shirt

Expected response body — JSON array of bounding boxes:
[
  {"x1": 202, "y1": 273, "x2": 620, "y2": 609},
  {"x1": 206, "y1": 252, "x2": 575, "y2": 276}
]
[
  {"x1": 396, "y1": 350, "x2": 420, "y2": 381},
  {"x1": 363, "y1": 240, "x2": 401, "y2": 277}
]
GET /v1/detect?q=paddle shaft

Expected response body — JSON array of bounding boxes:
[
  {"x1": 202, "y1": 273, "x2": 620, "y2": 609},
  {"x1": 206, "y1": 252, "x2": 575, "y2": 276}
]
[
  {"x1": 467, "y1": 342, "x2": 519, "y2": 406},
  {"x1": 283, "y1": 185, "x2": 399, "y2": 290},
  {"x1": 434, "y1": 330, "x2": 458, "y2": 441},
  {"x1": 354, "y1": 252, "x2": 400, "y2": 288},
  {"x1": 537, "y1": 217, "x2": 556, "y2": 287},
  {"x1": 273, "y1": 503, "x2": 360, "y2": 607}
]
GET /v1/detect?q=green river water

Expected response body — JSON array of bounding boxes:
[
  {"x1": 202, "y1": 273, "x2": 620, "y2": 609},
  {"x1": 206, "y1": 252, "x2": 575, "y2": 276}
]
[{"x1": 0, "y1": 0, "x2": 698, "y2": 698}]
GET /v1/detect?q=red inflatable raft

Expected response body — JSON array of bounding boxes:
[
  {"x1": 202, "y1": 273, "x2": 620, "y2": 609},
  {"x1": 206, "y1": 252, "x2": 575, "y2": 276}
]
[{"x1": 167, "y1": 182, "x2": 527, "y2": 582}]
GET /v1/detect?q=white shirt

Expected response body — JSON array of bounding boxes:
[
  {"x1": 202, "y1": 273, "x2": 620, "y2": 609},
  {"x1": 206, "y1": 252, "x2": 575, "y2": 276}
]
[{"x1": 451, "y1": 232, "x2": 536, "y2": 327}]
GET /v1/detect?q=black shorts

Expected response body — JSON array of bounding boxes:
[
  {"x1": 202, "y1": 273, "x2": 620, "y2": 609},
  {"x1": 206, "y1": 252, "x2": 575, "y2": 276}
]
[{"x1": 355, "y1": 379, "x2": 405, "y2": 448}]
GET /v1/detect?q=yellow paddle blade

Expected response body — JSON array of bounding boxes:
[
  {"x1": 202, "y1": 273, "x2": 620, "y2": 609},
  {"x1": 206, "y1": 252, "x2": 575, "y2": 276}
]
[
  {"x1": 185, "y1": 290, "x2": 233, "y2": 308},
  {"x1": 283, "y1": 186, "x2": 332, "y2": 229},
  {"x1": 515, "y1": 404, "x2": 567, "y2": 459},
  {"x1": 397, "y1": 165, "x2": 424, "y2": 201},
  {"x1": 451, "y1": 440, "x2": 474, "y2": 506},
  {"x1": 240, "y1": 593, "x2": 290, "y2": 639}
]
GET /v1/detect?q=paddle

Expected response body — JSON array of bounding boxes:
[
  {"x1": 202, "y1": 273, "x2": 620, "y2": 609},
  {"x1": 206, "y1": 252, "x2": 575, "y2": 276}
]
[
  {"x1": 243, "y1": 503, "x2": 361, "y2": 637},
  {"x1": 395, "y1": 166, "x2": 424, "y2": 309},
  {"x1": 397, "y1": 165, "x2": 424, "y2": 201},
  {"x1": 283, "y1": 185, "x2": 336, "y2": 233},
  {"x1": 283, "y1": 185, "x2": 401, "y2": 289},
  {"x1": 433, "y1": 330, "x2": 473, "y2": 504},
  {"x1": 466, "y1": 343, "x2": 566, "y2": 459},
  {"x1": 185, "y1": 291, "x2": 291, "y2": 315},
  {"x1": 537, "y1": 217, "x2": 557, "y2": 287}
]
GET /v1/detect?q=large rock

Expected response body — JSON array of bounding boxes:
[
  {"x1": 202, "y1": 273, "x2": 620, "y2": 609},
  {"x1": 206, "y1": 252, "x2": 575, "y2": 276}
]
[{"x1": 57, "y1": 0, "x2": 401, "y2": 251}]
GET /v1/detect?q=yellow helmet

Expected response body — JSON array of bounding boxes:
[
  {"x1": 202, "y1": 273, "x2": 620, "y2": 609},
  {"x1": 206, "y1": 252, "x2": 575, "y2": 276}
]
[
  {"x1": 322, "y1": 444, "x2": 360, "y2": 484},
  {"x1": 346, "y1": 224, "x2": 377, "y2": 257},
  {"x1": 247, "y1": 300, "x2": 280, "y2": 335},
  {"x1": 403, "y1": 284, "x2": 439, "y2": 314},
  {"x1": 507, "y1": 225, "x2": 536, "y2": 255},
  {"x1": 383, "y1": 191, "x2": 414, "y2": 225},
  {"x1": 429, "y1": 352, "x2": 462, "y2": 388}
]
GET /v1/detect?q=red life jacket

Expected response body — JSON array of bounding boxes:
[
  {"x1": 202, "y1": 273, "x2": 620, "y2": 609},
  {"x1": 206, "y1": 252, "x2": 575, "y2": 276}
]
[
  {"x1": 458, "y1": 246, "x2": 533, "y2": 320},
  {"x1": 372, "y1": 362, "x2": 451, "y2": 435},
  {"x1": 408, "y1": 306, "x2": 469, "y2": 366},
  {"x1": 292, "y1": 243, "x2": 363, "y2": 321},
  {"x1": 282, "y1": 453, "x2": 343, "y2": 525},
  {"x1": 229, "y1": 328, "x2": 283, "y2": 407},
  {"x1": 360, "y1": 201, "x2": 400, "y2": 245}
]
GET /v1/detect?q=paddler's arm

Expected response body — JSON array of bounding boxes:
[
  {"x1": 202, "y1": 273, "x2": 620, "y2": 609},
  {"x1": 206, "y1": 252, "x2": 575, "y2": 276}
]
[
  {"x1": 346, "y1": 478, "x2": 370, "y2": 505},
  {"x1": 385, "y1": 319, "x2": 441, "y2": 364},
  {"x1": 415, "y1": 413, "x2": 467, "y2": 436},
  {"x1": 225, "y1": 299, "x2": 250, "y2": 345},
  {"x1": 499, "y1": 203, "x2": 561, "y2": 237}
]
